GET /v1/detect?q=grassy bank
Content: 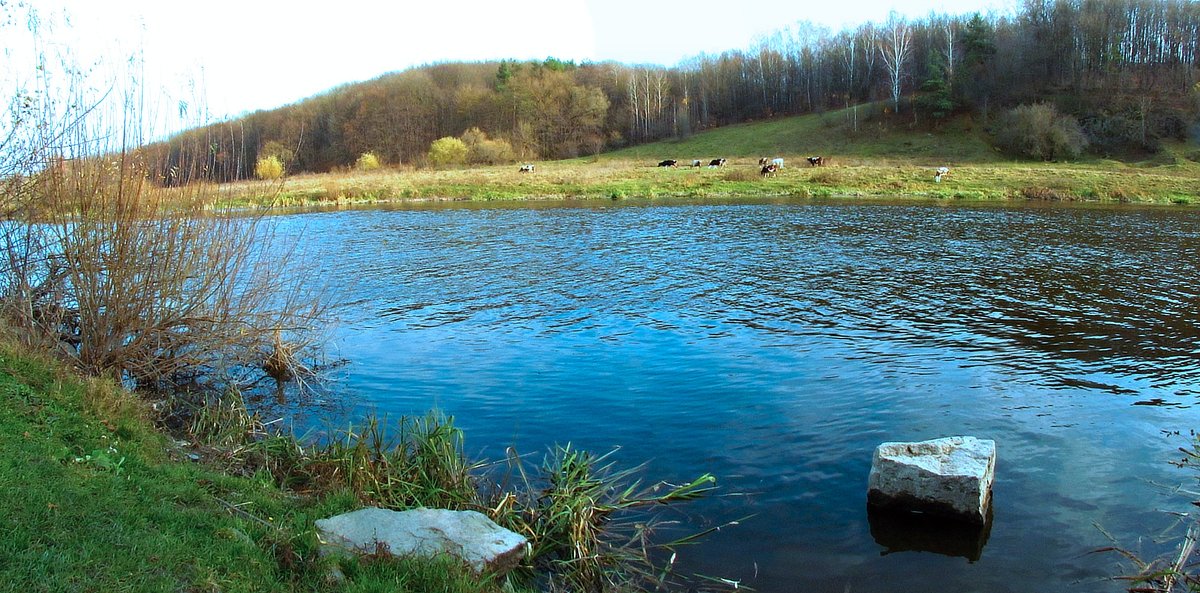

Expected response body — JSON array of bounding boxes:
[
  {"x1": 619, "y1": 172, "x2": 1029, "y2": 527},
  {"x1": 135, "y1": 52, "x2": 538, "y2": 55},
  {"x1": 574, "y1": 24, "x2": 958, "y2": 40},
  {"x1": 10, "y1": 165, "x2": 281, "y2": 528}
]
[
  {"x1": 0, "y1": 340, "x2": 718, "y2": 592},
  {"x1": 212, "y1": 108, "x2": 1200, "y2": 208},
  {"x1": 0, "y1": 342, "x2": 510, "y2": 593}
]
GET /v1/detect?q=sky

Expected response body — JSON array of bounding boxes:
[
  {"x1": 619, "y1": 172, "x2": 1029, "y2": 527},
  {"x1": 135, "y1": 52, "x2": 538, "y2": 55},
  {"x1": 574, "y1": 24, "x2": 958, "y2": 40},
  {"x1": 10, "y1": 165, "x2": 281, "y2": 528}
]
[{"x1": 8, "y1": 0, "x2": 1012, "y2": 135}]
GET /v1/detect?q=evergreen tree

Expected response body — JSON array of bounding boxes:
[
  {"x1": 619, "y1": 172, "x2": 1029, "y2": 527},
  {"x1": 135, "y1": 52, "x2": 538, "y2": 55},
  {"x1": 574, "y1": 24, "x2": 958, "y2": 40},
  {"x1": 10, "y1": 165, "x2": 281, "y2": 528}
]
[{"x1": 917, "y1": 52, "x2": 954, "y2": 121}]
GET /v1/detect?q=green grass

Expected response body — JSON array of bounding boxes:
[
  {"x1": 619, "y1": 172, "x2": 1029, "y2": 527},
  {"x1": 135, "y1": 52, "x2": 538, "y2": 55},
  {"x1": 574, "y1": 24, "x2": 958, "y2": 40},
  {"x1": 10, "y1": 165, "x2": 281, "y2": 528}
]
[
  {"x1": 604, "y1": 104, "x2": 1001, "y2": 163},
  {"x1": 0, "y1": 344, "x2": 514, "y2": 593}
]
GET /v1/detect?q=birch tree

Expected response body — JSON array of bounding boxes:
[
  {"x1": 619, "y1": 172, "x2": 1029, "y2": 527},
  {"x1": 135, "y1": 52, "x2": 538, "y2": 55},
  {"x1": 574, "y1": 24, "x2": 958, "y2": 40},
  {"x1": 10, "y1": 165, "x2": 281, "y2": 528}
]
[
  {"x1": 879, "y1": 12, "x2": 913, "y2": 112},
  {"x1": 841, "y1": 32, "x2": 859, "y2": 131}
]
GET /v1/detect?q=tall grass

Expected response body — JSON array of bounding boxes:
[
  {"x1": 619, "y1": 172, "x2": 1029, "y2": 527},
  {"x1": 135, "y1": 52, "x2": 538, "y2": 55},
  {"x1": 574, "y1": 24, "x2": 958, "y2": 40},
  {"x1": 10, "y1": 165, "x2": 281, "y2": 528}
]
[{"x1": 496, "y1": 445, "x2": 719, "y2": 592}]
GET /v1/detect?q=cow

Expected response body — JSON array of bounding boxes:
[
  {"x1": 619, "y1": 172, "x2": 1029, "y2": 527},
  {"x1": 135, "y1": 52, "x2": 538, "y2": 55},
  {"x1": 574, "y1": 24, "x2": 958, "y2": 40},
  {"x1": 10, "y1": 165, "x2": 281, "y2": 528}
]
[
  {"x1": 658, "y1": 159, "x2": 678, "y2": 167},
  {"x1": 708, "y1": 158, "x2": 726, "y2": 168},
  {"x1": 806, "y1": 156, "x2": 824, "y2": 167},
  {"x1": 692, "y1": 159, "x2": 703, "y2": 167},
  {"x1": 519, "y1": 164, "x2": 535, "y2": 173},
  {"x1": 771, "y1": 157, "x2": 785, "y2": 169},
  {"x1": 758, "y1": 157, "x2": 769, "y2": 166},
  {"x1": 760, "y1": 164, "x2": 779, "y2": 177},
  {"x1": 934, "y1": 166, "x2": 950, "y2": 182}
]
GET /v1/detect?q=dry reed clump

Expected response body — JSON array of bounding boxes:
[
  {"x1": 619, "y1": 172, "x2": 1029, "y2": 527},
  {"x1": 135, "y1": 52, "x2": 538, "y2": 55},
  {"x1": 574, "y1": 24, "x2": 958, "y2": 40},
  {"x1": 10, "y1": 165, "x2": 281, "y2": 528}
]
[
  {"x1": 721, "y1": 169, "x2": 759, "y2": 182},
  {"x1": 809, "y1": 169, "x2": 844, "y2": 185},
  {"x1": 1018, "y1": 186, "x2": 1072, "y2": 200}
]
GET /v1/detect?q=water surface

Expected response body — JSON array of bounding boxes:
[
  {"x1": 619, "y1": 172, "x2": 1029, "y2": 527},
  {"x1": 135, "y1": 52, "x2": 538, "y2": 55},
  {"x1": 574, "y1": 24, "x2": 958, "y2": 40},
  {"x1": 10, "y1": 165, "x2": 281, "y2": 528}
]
[{"x1": 287, "y1": 198, "x2": 1200, "y2": 592}]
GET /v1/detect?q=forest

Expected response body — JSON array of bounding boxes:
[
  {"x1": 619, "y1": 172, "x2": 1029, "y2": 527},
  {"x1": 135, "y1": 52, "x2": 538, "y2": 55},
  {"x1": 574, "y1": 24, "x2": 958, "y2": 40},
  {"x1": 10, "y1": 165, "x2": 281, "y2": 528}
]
[{"x1": 149, "y1": 0, "x2": 1200, "y2": 182}]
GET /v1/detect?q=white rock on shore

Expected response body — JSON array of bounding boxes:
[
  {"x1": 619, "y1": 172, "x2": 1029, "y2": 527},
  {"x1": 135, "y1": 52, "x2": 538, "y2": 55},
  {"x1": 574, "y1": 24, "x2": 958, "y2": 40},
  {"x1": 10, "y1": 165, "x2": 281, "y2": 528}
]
[
  {"x1": 315, "y1": 507, "x2": 528, "y2": 574},
  {"x1": 867, "y1": 436, "x2": 996, "y2": 524}
]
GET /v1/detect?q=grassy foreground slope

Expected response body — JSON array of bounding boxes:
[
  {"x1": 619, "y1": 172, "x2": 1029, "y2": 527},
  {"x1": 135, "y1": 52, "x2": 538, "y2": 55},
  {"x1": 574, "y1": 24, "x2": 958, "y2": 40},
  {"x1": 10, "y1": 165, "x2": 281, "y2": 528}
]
[
  {"x1": 216, "y1": 106, "x2": 1200, "y2": 207},
  {"x1": 0, "y1": 343, "x2": 506, "y2": 593}
]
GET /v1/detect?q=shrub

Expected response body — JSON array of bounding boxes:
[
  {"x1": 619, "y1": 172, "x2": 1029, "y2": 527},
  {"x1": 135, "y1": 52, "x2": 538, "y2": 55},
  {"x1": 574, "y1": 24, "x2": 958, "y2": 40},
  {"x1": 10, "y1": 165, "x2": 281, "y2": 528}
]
[
  {"x1": 994, "y1": 104, "x2": 1087, "y2": 161},
  {"x1": 458, "y1": 128, "x2": 515, "y2": 165},
  {"x1": 1, "y1": 12, "x2": 325, "y2": 393},
  {"x1": 1081, "y1": 112, "x2": 1160, "y2": 156},
  {"x1": 468, "y1": 139, "x2": 515, "y2": 165},
  {"x1": 355, "y1": 152, "x2": 382, "y2": 171},
  {"x1": 254, "y1": 155, "x2": 285, "y2": 180},
  {"x1": 427, "y1": 137, "x2": 468, "y2": 167}
]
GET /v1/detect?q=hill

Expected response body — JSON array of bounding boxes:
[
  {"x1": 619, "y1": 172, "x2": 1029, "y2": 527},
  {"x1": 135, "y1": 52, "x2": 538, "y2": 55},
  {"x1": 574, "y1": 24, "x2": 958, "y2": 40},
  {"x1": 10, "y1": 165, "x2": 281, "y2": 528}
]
[
  {"x1": 147, "y1": 0, "x2": 1200, "y2": 184},
  {"x1": 603, "y1": 105, "x2": 1002, "y2": 165}
]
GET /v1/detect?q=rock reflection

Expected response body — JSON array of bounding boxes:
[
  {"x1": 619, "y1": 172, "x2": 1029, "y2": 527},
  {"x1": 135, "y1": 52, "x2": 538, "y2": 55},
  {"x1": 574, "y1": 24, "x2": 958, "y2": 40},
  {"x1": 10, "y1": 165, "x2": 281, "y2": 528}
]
[{"x1": 867, "y1": 505, "x2": 993, "y2": 562}]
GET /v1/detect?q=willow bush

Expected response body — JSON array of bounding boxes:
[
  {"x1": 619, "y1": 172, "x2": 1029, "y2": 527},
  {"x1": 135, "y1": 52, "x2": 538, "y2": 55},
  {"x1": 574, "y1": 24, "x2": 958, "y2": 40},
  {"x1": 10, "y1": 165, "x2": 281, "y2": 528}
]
[
  {"x1": 0, "y1": 9, "x2": 326, "y2": 395},
  {"x1": 254, "y1": 155, "x2": 285, "y2": 180}
]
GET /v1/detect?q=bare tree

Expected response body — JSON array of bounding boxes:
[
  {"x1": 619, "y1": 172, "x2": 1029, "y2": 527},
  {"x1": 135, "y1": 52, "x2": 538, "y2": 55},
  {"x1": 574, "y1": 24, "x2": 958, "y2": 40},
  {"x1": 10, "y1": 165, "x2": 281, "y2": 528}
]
[
  {"x1": 943, "y1": 17, "x2": 958, "y2": 83},
  {"x1": 841, "y1": 32, "x2": 859, "y2": 131},
  {"x1": 879, "y1": 12, "x2": 913, "y2": 113}
]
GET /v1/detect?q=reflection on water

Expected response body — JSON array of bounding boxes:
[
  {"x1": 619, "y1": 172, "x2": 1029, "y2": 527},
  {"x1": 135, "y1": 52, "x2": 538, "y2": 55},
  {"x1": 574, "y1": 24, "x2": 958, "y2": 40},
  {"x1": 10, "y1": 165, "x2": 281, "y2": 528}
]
[
  {"x1": 281, "y1": 198, "x2": 1200, "y2": 592},
  {"x1": 868, "y1": 505, "x2": 994, "y2": 562}
]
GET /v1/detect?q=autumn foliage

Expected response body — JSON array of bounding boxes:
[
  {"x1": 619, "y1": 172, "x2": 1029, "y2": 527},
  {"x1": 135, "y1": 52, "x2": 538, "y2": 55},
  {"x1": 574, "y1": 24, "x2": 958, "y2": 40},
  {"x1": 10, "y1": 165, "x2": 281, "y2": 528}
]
[{"x1": 146, "y1": 1, "x2": 1200, "y2": 179}]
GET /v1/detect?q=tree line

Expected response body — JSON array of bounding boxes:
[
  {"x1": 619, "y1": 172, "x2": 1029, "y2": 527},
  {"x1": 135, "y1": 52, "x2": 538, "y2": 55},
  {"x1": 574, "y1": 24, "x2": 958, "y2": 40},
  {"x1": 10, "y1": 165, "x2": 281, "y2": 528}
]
[{"x1": 149, "y1": 0, "x2": 1200, "y2": 181}]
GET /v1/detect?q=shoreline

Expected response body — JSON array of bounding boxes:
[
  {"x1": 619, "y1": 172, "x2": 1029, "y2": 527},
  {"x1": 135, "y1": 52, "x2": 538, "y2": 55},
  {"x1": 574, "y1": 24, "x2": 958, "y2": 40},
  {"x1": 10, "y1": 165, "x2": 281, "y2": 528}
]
[{"x1": 210, "y1": 157, "x2": 1200, "y2": 211}]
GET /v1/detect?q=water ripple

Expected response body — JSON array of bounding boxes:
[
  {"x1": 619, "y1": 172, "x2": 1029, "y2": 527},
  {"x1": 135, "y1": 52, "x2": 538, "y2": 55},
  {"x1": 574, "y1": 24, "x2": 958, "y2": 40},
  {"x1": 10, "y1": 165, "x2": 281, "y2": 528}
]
[{"x1": 282, "y1": 200, "x2": 1200, "y2": 593}]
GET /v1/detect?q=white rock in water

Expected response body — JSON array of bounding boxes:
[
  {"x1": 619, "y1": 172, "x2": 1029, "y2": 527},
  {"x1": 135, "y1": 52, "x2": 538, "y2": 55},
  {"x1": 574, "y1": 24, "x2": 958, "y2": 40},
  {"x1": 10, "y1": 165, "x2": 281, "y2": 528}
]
[
  {"x1": 867, "y1": 436, "x2": 996, "y2": 524},
  {"x1": 315, "y1": 507, "x2": 527, "y2": 574}
]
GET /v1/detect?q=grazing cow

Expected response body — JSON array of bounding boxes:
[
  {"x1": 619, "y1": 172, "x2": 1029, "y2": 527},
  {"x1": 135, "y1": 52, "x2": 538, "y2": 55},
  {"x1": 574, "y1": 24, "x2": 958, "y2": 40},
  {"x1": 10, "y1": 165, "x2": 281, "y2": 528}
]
[
  {"x1": 806, "y1": 156, "x2": 824, "y2": 167},
  {"x1": 708, "y1": 158, "x2": 726, "y2": 168},
  {"x1": 658, "y1": 159, "x2": 678, "y2": 167},
  {"x1": 934, "y1": 166, "x2": 950, "y2": 182},
  {"x1": 771, "y1": 157, "x2": 785, "y2": 169},
  {"x1": 519, "y1": 164, "x2": 535, "y2": 173},
  {"x1": 758, "y1": 157, "x2": 769, "y2": 166},
  {"x1": 692, "y1": 159, "x2": 703, "y2": 167},
  {"x1": 760, "y1": 164, "x2": 779, "y2": 177}
]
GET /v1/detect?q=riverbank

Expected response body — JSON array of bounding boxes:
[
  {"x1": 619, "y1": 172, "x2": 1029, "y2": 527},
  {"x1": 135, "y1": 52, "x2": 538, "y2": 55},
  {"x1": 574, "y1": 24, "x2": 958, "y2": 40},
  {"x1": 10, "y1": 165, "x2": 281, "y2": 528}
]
[
  {"x1": 0, "y1": 342, "x2": 515, "y2": 593},
  {"x1": 208, "y1": 109, "x2": 1200, "y2": 208},
  {"x1": 210, "y1": 155, "x2": 1200, "y2": 210}
]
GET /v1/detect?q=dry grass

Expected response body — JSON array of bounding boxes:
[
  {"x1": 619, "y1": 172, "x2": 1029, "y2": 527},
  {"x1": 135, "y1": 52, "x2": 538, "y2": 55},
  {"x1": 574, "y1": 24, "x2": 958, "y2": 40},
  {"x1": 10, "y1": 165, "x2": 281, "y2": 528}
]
[{"x1": 208, "y1": 146, "x2": 1200, "y2": 209}]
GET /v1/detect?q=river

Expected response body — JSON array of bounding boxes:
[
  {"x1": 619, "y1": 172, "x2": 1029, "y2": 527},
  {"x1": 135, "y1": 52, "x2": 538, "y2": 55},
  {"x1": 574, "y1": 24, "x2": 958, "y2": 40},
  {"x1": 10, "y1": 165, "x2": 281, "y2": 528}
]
[{"x1": 279, "y1": 198, "x2": 1200, "y2": 592}]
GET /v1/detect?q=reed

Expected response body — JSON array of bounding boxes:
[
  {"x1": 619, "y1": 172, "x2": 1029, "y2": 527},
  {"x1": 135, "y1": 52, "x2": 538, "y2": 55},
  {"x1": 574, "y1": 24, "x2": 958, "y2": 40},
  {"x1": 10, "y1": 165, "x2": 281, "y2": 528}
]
[
  {"x1": 1100, "y1": 433, "x2": 1200, "y2": 592},
  {"x1": 192, "y1": 408, "x2": 724, "y2": 592}
]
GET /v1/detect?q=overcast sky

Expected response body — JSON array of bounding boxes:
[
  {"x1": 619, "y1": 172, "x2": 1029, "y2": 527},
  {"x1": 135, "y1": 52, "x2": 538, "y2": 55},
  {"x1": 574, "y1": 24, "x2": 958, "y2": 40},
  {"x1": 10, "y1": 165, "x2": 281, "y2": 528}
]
[{"x1": 9, "y1": 0, "x2": 1011, "y2": 135}]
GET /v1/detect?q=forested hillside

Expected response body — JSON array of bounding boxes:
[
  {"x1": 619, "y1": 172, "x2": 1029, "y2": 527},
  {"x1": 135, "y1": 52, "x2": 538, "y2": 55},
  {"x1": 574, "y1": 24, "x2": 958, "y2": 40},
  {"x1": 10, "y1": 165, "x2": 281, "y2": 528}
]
[{"x1": 149, "y1": 0, "x2": 1200, "y2": 182}]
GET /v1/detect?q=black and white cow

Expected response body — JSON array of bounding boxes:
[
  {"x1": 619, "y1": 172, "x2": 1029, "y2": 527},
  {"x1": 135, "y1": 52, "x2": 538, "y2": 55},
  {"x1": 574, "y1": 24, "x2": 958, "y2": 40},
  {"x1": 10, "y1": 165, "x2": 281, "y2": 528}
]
[
  {"x1": 806, "y1": 156, "x2": 824, "y2": 167},
  {"x1": 519, "y1": 164, "x2": 535, "y2": 173},
  {"x1": 658, "y1": 159, "x2": 678, "y2": 167},
  {"x1": 708, "y1": 158, "x2": 726, "y2": 167}
]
